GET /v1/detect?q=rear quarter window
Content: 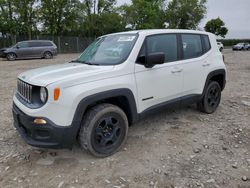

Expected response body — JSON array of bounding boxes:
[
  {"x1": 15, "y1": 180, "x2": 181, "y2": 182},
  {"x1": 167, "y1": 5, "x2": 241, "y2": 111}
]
[
  {"x1": 181, "y1": 34, "x2": 203, "y2": 59},
  {"x1": 202, "y1": 35, "x2": 211, "y2": 53},
  {"x1": 43, "y1": 41, "x2": 53, "y2": 46}
]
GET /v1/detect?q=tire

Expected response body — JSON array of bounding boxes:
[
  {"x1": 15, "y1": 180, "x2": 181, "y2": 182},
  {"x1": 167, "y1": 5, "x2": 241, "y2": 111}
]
[
  {"x1": 79, "y1": 103, "x2": 128, "y2": 157},
  {"x1": 6, "y1": 53, "x2": 16, "y2": 61},
  {"x1": 43, "y1": 51, "x2": 53, "y2": 59},
  {"x1": 198, "y1": 81, "x2": 221, "y2": 114}
]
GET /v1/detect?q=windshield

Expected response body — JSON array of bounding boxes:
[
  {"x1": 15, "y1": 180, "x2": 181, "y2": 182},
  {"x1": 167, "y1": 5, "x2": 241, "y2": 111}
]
[{"x1": 76, "y1": 34, "x2": 138, "y2": 65}]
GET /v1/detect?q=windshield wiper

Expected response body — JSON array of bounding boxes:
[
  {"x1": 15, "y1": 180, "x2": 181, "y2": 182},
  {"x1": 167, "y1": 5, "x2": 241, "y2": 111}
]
[
  {"x1": 70, "y1": 59, "x2": 100, "y2": 65},
  {"x1": 70, "y1": 59, "x2": 83, "y2": 63},
  {"x1": 82, "y1": 61, "x2": 100, "y2": 66}
]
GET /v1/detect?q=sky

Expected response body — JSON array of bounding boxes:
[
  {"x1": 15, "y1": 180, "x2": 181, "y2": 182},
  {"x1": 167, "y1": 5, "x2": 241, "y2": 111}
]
[{"x1": 117, "y1": 0, "x2": 250, "y2": 39}]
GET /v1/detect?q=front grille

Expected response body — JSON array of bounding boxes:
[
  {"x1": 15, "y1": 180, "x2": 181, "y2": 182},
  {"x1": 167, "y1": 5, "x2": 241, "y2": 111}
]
[{"x1": 17, "y1": 79, "x2": 33, "y2": 103}]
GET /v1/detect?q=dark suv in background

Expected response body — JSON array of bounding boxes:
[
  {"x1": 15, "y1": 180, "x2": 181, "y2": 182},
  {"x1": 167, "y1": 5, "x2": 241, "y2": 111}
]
[{"x1": 0, "y1": 40, "x2": 57, "y2": 61}]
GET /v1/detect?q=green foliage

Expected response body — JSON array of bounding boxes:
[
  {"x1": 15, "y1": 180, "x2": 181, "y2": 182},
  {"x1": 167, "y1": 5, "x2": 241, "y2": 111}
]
[
  {"x1": 0, "y1": 0, "x2": 208, "y2": 39},
  {"x1": 121, "y1": 0, "x2": 165, "y2": 30},
  {"x1": 81, "y1": 0, "x2": 123, "y2": 37},
  {"x1": 40, "y1": 0, "x2": 82, "y2": 36},
  {"x1": 0, "y1": 0, "x2": 39, "y2": 39},
  {"x1": 204, "y1": 17, "x2": 228, "y2": 38},
  {"x1": 166, "y1": 0, "x2": 207, "y2": 29}
]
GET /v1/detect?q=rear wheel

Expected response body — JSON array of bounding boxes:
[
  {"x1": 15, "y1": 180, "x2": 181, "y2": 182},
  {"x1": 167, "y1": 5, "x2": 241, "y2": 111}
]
[
  {"x1": 198, "y1": 81, "x2": 221, "y2": 114},
  {"x1": 79, "y1": 103, "x2": 128, "y2": 157},
  {"x1": 43, "y1": 51, "x2": 53, "y2": 59},
  {"x1": 6, "y1": 53, "x2": 16, "y2": 61}
]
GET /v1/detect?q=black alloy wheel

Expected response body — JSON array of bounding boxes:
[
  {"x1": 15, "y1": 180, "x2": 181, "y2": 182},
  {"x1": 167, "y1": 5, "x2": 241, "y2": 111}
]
[
  {"x1": 198, "y1": 81, "x2": 221, "y2": 114},
  {"x1": 79, "y1": 103, "x2": 128, "y2": 157},
  {"x1": 92, "y1": 114, "x2": 124, "y2": 153}
]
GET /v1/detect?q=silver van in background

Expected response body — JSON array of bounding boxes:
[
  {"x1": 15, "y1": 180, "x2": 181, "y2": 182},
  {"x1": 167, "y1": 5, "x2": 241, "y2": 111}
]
[{"x1": 0, "y1": 40, "x2": 57, "y2": 61}]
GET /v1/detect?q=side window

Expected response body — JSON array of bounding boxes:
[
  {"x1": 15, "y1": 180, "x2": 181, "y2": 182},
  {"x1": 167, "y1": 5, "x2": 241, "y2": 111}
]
[
  {"x1": 29, "y1": 42, "x2": 41, "y2": 47},
  {"x1": 18, "y1": 42, "x2": 29, "y2": 48},
  {"x1": 202, "y1": 35, "x2": 211, "y2": 53},
  {"x1": 147, "y1": 34, "x2": 178, "y2": 62},
  {"x1": 43, "y1": 41, "x2": 53, "y2": 46},
  {"x1": 181, "y1": 34, "x2": 202, "y2": 59}
]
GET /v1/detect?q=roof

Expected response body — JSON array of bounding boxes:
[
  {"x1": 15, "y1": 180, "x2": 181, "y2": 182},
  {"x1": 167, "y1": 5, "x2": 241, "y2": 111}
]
[
  {"x1": 104, "y1": 29, "x2": 210, "y2": 37},
  {"x1": 17, "y1": 40, "x2": 53, "y2": 43}
]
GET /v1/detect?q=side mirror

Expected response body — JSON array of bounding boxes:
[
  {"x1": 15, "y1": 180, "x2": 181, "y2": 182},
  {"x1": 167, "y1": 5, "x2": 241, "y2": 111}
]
[
  {"x1": 16, "y1": 45, "x2": 20, "y2": 49},
  {"x1": 145, "y1": 52, "x2": 165, "y2": 68},
  {"x1": 137, "y1": 55, "x2": 146, "y2": 64}
]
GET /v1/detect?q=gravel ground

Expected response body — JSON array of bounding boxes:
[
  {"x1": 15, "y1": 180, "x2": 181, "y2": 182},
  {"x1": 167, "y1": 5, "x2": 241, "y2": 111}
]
[{"x1": 0, "y1": 50, "x2": 250, "y2": 188}]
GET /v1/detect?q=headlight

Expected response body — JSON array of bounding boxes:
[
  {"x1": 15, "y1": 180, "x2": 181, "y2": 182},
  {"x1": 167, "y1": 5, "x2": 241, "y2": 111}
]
[{"x1": 40, "y1": 87, "x2": 47, "y2": 103}]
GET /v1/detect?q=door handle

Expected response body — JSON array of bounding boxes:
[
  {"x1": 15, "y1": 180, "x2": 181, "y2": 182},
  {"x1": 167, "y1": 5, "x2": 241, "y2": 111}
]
[
  {"x1": 171, "y1": 67, "x2": 183, "y2": 73},
  {"x1": 202, "y1": 62, "x2": 210, "y2": 67}
]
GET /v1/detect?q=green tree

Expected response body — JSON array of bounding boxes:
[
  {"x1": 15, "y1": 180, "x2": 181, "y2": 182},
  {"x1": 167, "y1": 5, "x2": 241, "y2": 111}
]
[
  {"x1": 82, "y1": 0, "x2": 124, "y2": 37},
  {"x1": 40, "y1": 0, "x2": 81, "y2": 36},
  {"x1": 13, "y1": 0, "x2": 39, "y2": 39},
  {"x1": 204, "y1": 17, "x2": 228, "y2": 38},
  {"x1": 0, "y1": 0, "x2": 17, "y2": 39},
  {"x1": 166, "y1": 0, "x2": 207, "y2": 29},
  {"x1": 120, "y1": 0, "x2": 165, "y2": 30},
  {"x1": 0, "y1": 0, "x2": 38, "y2": 40}
]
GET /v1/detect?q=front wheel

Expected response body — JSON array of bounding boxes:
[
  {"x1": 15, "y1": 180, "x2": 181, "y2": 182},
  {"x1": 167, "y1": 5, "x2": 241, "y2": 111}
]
[
  {"x1": 6, "y1": 53, "x2": 16, "y2": 61},
  {"x1": 79, "y1": 104, "x2": 128, "y2": 157},
  {"x1": 198, "y1": 81, "x2": 221, "y2": 114}
]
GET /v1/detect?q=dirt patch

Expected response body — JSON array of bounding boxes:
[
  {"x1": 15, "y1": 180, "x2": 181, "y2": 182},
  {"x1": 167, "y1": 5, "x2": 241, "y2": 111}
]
[{"x1": 0, "y1": 50, "x2": 250, "y2": 188}]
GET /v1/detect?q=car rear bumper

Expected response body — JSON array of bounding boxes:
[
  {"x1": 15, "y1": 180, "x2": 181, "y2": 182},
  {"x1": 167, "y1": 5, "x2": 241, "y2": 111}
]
[{"x1": 12, "y1": 104, "x2": 76, "y2": 149}]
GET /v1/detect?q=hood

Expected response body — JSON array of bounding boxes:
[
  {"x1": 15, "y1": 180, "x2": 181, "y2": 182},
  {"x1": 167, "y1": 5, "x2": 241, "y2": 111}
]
[{"x1": 18, "y1": 63, "x2": 115, "y2": 87}]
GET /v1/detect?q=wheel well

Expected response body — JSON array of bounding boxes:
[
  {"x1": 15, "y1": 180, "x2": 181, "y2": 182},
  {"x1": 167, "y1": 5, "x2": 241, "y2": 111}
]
[
  {"x1": 209, "y1": 74, "x2": 224, "y2": 90},
  {"x1": 84, "y1": 96, "x2": 134, "y2": 125},
  {"x1": 43, "y1": 51, "x2": 52, "y2": 55},
  {"x1": 7, "y1": 52, "x2": 17, "y2": 56}
]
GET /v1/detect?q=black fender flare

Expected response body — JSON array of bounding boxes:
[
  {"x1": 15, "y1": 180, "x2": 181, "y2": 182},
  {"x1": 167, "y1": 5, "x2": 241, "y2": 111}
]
[
  {"x1": 70, "y1": 88, "x2": 138, "y2": 139},
  {"x1": 202, "y1": 69, "x2": 226, "y2": 97}
]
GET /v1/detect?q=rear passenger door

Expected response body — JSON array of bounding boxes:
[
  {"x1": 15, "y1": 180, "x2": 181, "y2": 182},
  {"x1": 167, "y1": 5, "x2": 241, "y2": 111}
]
[
  {"x1": 135, "y1": 34, "x2": 183, "y2": 113},
  {"x1": 180, "y1": 34, "x2": 211, "y2": 96},
  {"x1": 29, "y1": 41, "x2": 44, "y2": 57}
]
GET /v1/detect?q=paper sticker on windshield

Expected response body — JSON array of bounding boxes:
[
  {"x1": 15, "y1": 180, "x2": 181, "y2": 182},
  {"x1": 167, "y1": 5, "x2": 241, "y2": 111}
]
[{"x1": 118, "y1": 36, "x2": 135, "y2": 42}]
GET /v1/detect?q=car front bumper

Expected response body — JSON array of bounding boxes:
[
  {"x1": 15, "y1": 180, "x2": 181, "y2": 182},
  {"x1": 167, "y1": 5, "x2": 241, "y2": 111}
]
[
  {"x1": 12, "y1": 104, "x2": 76, "y2": 149},
  {"x1": 0, "y1": 51, "x2": 6, "y2": 58}
]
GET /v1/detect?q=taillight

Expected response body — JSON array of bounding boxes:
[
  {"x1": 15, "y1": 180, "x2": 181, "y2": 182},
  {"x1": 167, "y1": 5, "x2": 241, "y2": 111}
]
[{"x1": 222, "y1": 54, "x2": 225, "y2": 63}]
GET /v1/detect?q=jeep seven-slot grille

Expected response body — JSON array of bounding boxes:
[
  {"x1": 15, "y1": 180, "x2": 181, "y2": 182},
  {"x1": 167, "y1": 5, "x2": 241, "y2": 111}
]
[{"x1": 17, "y1": 79, "x2": 32, "y2": 103}]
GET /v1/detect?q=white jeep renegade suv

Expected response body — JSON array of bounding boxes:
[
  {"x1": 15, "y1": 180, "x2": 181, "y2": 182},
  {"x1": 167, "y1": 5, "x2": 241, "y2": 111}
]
[{"x1": 13, "y1": 29, "x2": 226, "y2": 157}]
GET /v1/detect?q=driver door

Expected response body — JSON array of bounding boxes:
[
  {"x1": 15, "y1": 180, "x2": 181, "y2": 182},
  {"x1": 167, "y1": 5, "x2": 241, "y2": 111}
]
[{"x1": 135, "y1": 34, "x2": 183, "y2": 113}]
